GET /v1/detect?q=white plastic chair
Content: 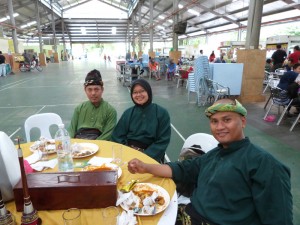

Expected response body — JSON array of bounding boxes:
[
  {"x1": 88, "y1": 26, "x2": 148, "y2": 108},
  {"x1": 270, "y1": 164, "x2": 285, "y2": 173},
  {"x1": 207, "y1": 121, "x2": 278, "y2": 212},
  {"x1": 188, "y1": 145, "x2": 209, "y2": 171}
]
[
  {"x1": 177, "y1": 133, "x2": 218, "y2": 205},
  {"x1": 182, "y1": 133, "x2": 219, "y2": 153},
  {"x1": 24, "y1": 113, "x2": 63, "y2": 142},
  {"x1": 0, "y1": 131, "x2": 21, "y2": 201}
]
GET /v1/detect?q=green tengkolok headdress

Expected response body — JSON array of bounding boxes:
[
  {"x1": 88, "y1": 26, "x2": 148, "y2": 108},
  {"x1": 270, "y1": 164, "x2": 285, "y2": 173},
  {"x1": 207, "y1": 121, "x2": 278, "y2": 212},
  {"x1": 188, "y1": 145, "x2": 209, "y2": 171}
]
[{"x1": 205, "y1": 99, "x2": 247, "y2": 117}]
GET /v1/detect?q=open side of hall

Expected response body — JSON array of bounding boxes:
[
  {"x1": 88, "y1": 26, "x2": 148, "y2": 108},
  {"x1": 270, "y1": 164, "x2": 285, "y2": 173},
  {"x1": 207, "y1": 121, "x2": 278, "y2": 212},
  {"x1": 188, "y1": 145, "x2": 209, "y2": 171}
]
[{"x1": 0, "y1": 59, "x2": 299, "y2": 223}]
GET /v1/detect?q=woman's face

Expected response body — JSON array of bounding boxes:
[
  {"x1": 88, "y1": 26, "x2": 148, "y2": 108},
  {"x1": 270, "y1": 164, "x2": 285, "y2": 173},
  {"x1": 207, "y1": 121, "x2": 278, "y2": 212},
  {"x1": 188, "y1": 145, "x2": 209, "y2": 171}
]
[{"x1": 132, "y1": 84, "x2": 148, "y2": 105}]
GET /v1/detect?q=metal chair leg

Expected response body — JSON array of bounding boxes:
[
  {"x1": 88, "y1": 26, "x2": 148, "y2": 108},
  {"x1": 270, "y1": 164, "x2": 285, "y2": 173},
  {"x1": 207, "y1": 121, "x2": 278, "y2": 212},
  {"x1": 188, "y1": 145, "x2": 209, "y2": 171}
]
[
  {"x1": 263, "y1": 103, "x2": 274, "y2": 120},
  {"x1": 263, "y1": 95, "x2": 271, "y2": 109},
  {"x1": 276, "y1": 106, "x2": 289, "y2": 125},
  {"x1": 290, "y1": 113, "x2": 300, "y2": 131}
]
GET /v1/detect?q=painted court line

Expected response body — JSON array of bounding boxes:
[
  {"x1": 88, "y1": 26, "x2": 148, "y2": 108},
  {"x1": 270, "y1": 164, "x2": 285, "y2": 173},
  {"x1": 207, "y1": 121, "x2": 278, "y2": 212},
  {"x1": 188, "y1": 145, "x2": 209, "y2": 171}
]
[
  {"x1": 0, "y1": 77, "x2": 38, "y2": 92},
  {"x1": 9, "y1": 127, "x2": 21, "y2": 138}
]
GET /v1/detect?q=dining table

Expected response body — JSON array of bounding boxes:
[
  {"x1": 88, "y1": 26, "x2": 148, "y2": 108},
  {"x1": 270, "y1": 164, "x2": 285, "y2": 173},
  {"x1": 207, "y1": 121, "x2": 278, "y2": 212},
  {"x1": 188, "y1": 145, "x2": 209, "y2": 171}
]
[{"x1": 6, "y1": 139, "x2": 177, "y2": 225}]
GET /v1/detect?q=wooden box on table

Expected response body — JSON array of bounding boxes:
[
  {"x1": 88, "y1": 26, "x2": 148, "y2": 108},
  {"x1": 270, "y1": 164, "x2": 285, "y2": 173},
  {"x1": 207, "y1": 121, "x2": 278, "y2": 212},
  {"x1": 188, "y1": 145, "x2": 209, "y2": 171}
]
[{"x1": 13, "y1": 171, "x2": 117, "y2": 212}]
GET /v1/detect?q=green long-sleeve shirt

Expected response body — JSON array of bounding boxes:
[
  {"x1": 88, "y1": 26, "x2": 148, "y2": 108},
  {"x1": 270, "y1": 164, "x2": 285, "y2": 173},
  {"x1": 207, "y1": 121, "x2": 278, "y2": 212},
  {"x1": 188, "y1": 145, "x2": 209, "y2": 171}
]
[
  {"x1": 112, "y1": 103, "x2": 171, "y2": 162},
  {"x1": 68, "y1": 100, "x2": 117, "y2": 140},
  {"x1": 168, "y1": 138, "x2": 293, "y2": 225}
]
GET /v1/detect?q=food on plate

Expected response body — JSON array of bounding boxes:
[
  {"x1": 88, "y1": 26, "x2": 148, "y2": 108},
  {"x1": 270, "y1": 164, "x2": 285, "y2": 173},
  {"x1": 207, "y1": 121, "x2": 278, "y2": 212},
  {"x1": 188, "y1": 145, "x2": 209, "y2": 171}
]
[
  {"x1": 30, "y1": 138, "x2": 56, "y2": 153},
  {"x1": 127, "y1": 183, "x2": 165, "y2": 213},
  {"x1": 72, "y1": 150, "x2": 93, "y2": 158},
  {"x1": 71, "y1": 143, "x2": 98, "y2": 158},
  {"x1": 82, "y1": 164, "x2": 114, "y2": 172}
]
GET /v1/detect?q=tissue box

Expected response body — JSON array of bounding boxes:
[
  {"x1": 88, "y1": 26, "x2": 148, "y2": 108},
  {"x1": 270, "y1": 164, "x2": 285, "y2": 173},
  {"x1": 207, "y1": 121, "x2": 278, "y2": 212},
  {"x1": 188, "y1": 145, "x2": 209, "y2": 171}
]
[{"x1": 13, "y1": 171, "x2": 117, "y2": 211}]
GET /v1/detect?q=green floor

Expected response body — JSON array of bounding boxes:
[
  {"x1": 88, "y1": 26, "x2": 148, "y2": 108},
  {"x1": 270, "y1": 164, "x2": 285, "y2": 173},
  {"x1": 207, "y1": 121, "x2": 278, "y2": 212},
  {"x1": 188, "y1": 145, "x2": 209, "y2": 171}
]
[{"x1": 1, "y1": 59, "x2": 299, "y2": 223}]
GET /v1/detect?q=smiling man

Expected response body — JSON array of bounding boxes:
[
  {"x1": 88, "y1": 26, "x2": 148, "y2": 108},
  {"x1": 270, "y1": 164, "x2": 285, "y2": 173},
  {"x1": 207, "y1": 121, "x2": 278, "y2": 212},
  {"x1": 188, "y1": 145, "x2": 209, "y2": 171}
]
[
  {"x1": 68, "y1": 69, "x2": 117, "y2": 140},
  {"x1": 112, "y1": 79, "x2": 171, "y2": 163},
  {"x1": 127, "y1": 98, "x2": 293, "y2": 225}
]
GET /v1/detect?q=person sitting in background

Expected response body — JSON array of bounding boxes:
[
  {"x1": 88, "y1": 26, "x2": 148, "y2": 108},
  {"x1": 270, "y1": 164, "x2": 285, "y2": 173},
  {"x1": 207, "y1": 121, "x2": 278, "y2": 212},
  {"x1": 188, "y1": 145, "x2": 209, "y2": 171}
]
[
  {"x1": 112, "y1": 79, "x2": 171, "y2": 163},
  {"x1": 68, "y1": 69, "x2": 117, "y2": 140},
  {"x1": 127, "y1": 98, "x2": 292, "y2": 225},
  {"x1": 277, "y1": 63, "x2": 300, "y2": 115},
  {"x1": 148, "y1": 58, "x2": 161, "y2": 80},
  {"x1": 265, "y1": 58, "x2": 273, "y2": 72},
  {"x1": 166, "y1": 58, "x2": 176, "y2": 81},
  {"x1": 277, "y1": 63, "x2": 300, "y2": 91}
]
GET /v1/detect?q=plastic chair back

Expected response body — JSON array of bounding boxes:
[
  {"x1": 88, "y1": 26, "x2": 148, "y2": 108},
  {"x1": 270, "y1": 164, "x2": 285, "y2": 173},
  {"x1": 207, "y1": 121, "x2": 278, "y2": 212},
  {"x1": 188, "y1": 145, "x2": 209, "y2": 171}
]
[
  {"x1": 24, "y1": 113, "x2": 63, "y2": 142},
  {"x1": 183, "y1": 133, "x2": 219, "y2": 153},
  {"x1": 0, "y1": 131, "x2": 21, "y2": 202}
]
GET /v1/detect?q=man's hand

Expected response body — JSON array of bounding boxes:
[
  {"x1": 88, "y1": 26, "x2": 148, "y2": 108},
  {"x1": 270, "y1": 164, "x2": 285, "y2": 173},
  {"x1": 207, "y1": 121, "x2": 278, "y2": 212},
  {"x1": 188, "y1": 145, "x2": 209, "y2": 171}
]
[
  {"x1": 128, "y1": 158, "x2": 147, "y2": 174},
  {"x1": 127, "y1": 158, "x2": 173, "y2": 178}
]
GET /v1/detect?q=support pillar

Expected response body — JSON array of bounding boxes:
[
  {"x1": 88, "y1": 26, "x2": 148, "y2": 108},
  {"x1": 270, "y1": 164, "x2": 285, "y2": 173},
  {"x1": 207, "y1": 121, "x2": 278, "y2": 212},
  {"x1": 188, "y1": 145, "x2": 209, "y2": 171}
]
[
  {"x1": 149, "y1": 0, "x2": 153, "y2": 53},
  {"x1": 172, "y1": 0, "x2": 179, "y2": 51},
  {"x1": 7, "y1": 0, "x2": 19, "y2": 53},
  {"x1": 138, "y1": 2, "x2": 142, "y2": 54},
  {"x1": 245, "y1": 0, "x2": 263, "y2": 49},
  {"x1": 237, "y1": 0, "x2": 265, "y2": 103},
  {"x1": 35, "y1": 0, "x2": 43, "y2": 55}
]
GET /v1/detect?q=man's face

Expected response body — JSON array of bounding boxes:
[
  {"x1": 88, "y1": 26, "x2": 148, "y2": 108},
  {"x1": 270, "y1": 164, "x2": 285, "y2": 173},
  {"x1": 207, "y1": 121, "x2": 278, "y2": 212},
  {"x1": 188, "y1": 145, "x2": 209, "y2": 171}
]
[
  {"x1": 294, "y1": 65, "x2": 300, "y2": 73},
  {"x1": 132, "y1": 84, "x2": 148, "y2": 105},
  {"x1": 84, "y1": 85, "x2": 103, "y2": 106},
  {"x1": 209, "y1": 111, "x2": 246, "y2": 148}
]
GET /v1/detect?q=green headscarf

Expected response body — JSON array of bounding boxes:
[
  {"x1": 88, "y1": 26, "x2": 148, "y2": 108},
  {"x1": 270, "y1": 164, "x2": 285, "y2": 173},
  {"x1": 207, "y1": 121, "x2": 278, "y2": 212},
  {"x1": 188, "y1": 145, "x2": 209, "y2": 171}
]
[{"x1": 205, "y1": 99, "x2": 247, "y2": 117}]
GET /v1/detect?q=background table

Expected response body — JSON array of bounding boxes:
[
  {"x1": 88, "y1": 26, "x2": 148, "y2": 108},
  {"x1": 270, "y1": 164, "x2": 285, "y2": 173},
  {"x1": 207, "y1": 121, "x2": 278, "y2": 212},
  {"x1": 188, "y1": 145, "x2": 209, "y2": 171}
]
[{"x1": 6, "y1": 139, "x2": 177, "y2": 225}]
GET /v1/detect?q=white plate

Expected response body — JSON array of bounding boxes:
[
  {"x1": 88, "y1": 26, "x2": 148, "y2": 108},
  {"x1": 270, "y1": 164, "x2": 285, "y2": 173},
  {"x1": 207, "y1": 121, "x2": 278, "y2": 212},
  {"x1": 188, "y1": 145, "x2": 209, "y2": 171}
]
[
  {"x1": 120, "y1": 183, "x2": 170, "y2": 216},
  {"x1": 30, "y1": 140, "x2": 56, "y2": 154},
  {"x1": 72, "y1": 143, "x2": 99, "y2": 158},
  {"x1": 82, "y1": 163, "x2": 122, "y2": 178}
]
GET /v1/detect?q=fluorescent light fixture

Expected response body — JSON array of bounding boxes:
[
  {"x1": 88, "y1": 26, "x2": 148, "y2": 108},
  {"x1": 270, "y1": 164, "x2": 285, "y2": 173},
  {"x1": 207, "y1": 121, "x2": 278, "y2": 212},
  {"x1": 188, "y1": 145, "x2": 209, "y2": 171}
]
[
  {"x1": 188, "y1": 9, "x2": 200, "y2": 16},
  {"x1": 179, "y1": 35, "x2": 187, "y2": 39},
  {"x1": 20, "y1": 21, "x2": 37, "y2": 29},
  {"x1": 27, "y1": 21, "x2": 37, "y2": 26},
  {"x1": 112, "y1": 27, "x2": 116, "y2": 34},
  {"x1": 178, "y1": 4, "x2": 183, "y2": 9},
  {"x1": 159, "y1": 15, "x2": 165, "y2": 19},
  {"x1": 157, "y1": 25, "x2": 165, "y2": 30},
  {"x1": 188, "y1": 30, "x2": 206, "y2": 36},
  {"x1": 0, "y1": 13, "x2": 19, "y2": 22},
  {"x1": 81, "y1": 27, "x2": 86, "y2": 34}
]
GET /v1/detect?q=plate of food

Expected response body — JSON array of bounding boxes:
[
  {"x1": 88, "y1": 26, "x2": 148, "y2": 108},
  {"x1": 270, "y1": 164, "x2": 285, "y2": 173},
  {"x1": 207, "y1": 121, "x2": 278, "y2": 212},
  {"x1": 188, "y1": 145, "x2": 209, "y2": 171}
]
[
  {"x1": 119, "y1": 183, "x2": 170, "y2": 216},
  {"x1": 82, "y1": 163, "x2": 122, "y2": 178},
  {"x1": 30, "y1": 139, "x2": 56, "y2": 154},
  {"x1": 72, "y1": 143, "x2": 99, "y2": 158}
]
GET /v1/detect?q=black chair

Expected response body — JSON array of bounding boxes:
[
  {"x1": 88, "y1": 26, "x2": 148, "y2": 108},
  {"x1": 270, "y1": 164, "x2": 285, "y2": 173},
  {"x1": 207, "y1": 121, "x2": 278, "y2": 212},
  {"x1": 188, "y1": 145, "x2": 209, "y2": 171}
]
[{"x1": 263, "y1": 87, "x2": 293, "y2": 125}]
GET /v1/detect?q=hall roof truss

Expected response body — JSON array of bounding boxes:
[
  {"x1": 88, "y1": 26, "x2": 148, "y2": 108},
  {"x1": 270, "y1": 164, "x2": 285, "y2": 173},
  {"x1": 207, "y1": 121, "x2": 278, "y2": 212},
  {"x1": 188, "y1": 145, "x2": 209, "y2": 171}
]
[{"x1": 0, "y1": 0, "x2": 299, "y2": 44}]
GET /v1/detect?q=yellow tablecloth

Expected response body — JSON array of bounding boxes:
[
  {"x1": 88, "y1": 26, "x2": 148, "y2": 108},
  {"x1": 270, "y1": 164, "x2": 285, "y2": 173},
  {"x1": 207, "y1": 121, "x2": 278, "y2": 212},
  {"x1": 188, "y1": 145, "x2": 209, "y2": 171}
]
[{"x1": 6, "y1": 139, "x2": 176, "y2": 225}]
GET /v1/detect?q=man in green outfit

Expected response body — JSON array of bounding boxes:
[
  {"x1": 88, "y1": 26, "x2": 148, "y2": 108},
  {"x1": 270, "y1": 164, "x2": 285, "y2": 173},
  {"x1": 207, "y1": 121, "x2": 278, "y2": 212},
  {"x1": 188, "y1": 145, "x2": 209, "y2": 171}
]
[
  {"x1": 68, "y1": 69, "x2": 117, "y2": 140},
  {"x1": 128, "y1": 98, "x2": 293, "y2": 225}
]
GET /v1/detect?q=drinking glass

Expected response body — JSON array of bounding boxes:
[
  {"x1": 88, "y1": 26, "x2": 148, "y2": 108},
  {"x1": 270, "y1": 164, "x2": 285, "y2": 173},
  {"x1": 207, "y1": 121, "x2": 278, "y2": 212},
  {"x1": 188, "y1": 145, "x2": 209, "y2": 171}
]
[
  {"x1": 62, "y1": 208, "x2": 81, "y2": 225},
  {"x1": 112, "y1": 145, "x2": 123, "y2": 167},
  {"x1": 102, "y1": 206, "x2": 119, "y2": 225}
]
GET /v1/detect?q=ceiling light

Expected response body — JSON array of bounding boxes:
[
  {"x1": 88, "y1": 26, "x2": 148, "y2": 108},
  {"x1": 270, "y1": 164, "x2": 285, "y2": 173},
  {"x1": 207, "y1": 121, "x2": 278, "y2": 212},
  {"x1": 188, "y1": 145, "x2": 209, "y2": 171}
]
[
  {"x1": 0, "y1": 13, "x2": 19, "y2": 22},
  {"x1": 81, "y1": 27, "x2": 86, "y2": 34},
  {"x1": 157, "y1": 25, "x2": 165, "y2": 30},
  {"x1": 188, "y1": 9, "x2": 200, "y2": 16},
  {"x1": 112, "y1": 27, "x2": 116, "y2": 35}
]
